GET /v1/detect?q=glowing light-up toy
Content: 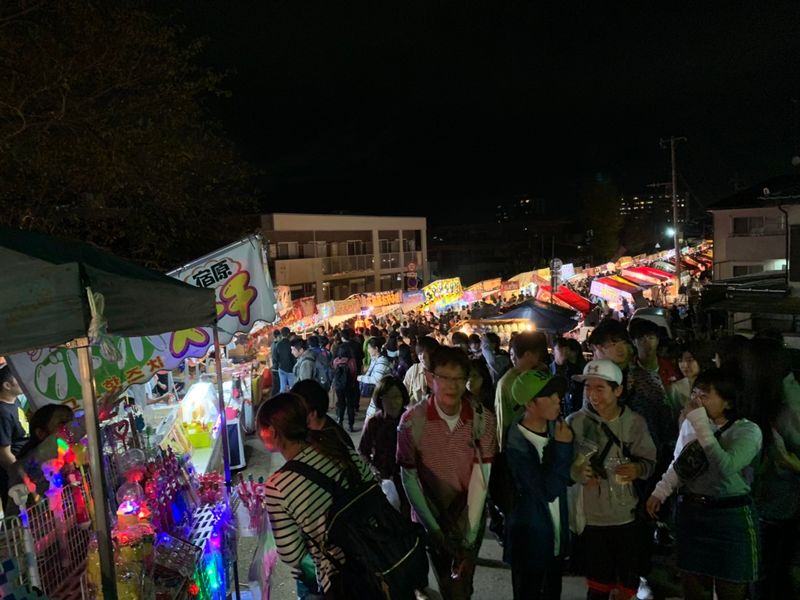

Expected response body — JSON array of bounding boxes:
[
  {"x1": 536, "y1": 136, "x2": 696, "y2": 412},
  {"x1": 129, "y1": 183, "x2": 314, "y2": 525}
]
[
  {"x1": 7, "y1": 484, "x2": 42, "y2": 591},
  {"x1": 41, "y1": 457, "x2": 70, "y2": 567}
]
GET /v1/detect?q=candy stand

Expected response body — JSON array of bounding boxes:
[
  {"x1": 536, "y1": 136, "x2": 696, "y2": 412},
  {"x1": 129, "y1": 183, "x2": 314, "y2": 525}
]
[{"x1": 0, "y1": 226, "x2": 240, "y2": 600}]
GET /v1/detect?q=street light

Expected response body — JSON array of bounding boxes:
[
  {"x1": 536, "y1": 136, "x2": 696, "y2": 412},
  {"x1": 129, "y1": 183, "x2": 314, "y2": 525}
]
[{"x1": 665, "y1": 227, "x2": 676, "y2": 238}]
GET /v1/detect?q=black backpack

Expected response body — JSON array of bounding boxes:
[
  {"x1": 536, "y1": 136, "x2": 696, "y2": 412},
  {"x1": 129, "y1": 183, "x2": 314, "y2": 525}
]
[
  {"x1": 332, "y1": 361, "x2": 352, "y2": 392},
  {"x1": 282, "y1": 460, "x2": 429, "y2": 599},
  {"x1": 313, "y1": 351, "x2": 332, "y2": 391}
]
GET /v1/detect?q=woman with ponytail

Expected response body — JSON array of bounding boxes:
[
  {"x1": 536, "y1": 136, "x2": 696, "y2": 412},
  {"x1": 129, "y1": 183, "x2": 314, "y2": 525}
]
[{"x1": 259, "y1": 393, "x2": 375, "y2": 598}]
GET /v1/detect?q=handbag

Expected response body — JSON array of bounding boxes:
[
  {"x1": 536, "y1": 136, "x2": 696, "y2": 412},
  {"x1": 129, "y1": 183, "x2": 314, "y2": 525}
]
[
  {"x1": 673, "y1": 420, "x2": 735, "y2": 482},
  {"x1": 359, "y1": 381, "x2": 376, "y2": 398}
]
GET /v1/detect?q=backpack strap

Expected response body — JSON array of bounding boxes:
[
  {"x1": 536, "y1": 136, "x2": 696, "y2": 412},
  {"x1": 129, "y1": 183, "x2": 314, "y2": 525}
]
[
  {"x1": 280, "y1": 459, "x2": 346, "y2": 570},
  {"x1": 471, "y1": 396, "x2": 486, "y2": 444},
  {"x1": 282, "y1": 459, "x2": 340, "y2": 496},
  {"x1": 470, "y1": 398, "x2": 488, "y2": 490},
  {"x1": 599, "y1": 422, "x2": 631, "y2": 460},
  {"x1": 409, "y1": 402, "x2": 427, "y2": 450},
  {"x1": 410, "y1": 395, "x2": 486, "y2": 462}
]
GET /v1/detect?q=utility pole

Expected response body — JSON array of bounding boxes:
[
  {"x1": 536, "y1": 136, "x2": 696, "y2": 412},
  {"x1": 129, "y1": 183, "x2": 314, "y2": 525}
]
[{"x1": 660, "y1": 136, "x2": 687, "y2": 294}]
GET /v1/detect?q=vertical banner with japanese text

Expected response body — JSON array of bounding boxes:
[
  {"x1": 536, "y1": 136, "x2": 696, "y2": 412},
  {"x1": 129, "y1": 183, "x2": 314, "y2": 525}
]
[{"x1": 10, "y1": 236, "x2": 277, "y2": 410}]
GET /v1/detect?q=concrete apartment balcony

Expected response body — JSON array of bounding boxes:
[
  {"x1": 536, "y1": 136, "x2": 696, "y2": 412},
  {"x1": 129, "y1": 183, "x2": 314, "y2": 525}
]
[
  {"x1": 321, "y1": 253, "x2": 375, "y2": 276},
  {"x1": 275, "y1": 251, "x2": 424, "y2": 286},
  {"x1": 378, "y1": 251, "x2": 422, "y2": 271}
]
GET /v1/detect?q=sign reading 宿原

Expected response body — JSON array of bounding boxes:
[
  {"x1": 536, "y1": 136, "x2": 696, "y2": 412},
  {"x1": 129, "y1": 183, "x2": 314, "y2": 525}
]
[{"x1": 10, "y1": 236, "x2": 276, "y2": 410}]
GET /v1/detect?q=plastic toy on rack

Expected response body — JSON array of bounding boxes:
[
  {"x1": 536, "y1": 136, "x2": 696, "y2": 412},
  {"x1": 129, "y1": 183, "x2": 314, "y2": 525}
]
[
  {"x1": 196, "y1": 473, "x2": 224, "y2": 505},
  {"x1": 115, "y1": 448, "x2": 147, "y2": 507},
  {"x1": 1, "y1": 483, "x2": 90, "y2": 600},
  {"x1": 186, "y1": 504, "x2": 235, "y2": 600},
  {"x1": 40, "y1": 458, "x2": 70, "y2": 568},
  {"x1": 0, "y1": 557, "x2": 48, "y2": 599},
  {"x1": 236, "y1": 473, "x2": 269, "y2": 535},
  {"x1": 237, "y1": 473, "x2": 278, "y2": 600}
]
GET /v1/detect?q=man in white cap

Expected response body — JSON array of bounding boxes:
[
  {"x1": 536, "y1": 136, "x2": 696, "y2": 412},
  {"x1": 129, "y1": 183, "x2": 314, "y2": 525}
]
[{"x1": 567, "y1": 359, "x2": 656, "y2": 600}]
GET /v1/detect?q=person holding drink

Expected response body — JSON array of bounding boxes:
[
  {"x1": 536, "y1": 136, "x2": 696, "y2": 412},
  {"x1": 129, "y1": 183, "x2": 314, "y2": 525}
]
[
  {"x1": 504, "y1": 369, "x2": 573, "y2": 600},
  {"x1": 645, "y1": 366, "x2": 761, "y2": 600},
  {"x1": 567, "y1": 360, "x2": 657, "y2": 600}
]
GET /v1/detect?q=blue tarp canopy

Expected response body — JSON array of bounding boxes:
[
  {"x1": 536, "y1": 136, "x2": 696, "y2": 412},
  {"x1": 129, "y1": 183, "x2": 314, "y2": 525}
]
[{"x1": 492, "y1": 299, "x2": 580, "y2": 334}]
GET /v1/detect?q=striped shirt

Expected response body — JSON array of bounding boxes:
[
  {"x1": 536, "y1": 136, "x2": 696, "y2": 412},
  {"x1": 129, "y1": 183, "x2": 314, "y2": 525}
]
[
  {"x1": 265, "y1": 445, "x2": 374, "y2": 592},
  {"x1": 361, "y1": 355, "x2": 392, "y2": 386},
  {"x1": 397, "y1": 395, "x2": 497, "y2": 532}
]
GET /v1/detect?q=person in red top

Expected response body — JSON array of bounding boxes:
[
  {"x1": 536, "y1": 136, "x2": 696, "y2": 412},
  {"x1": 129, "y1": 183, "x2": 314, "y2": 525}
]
[{"x1": 397, "y1": 346, "x2": 497, "y2": 600}]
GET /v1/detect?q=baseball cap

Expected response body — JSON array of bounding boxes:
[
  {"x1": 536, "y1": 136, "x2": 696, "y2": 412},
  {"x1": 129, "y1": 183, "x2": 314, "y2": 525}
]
[
  {"x1": 571, "y1": 359, "x2": 623, "y2": 385},
  {"x1": 511, "y1": 370, "x2": 567, "y2": 407}
]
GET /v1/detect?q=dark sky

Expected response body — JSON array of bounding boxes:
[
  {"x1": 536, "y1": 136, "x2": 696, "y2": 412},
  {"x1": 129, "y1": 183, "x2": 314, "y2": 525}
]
[{"x1": 171, "y1": 2, "x2": 800, "y2": 221}]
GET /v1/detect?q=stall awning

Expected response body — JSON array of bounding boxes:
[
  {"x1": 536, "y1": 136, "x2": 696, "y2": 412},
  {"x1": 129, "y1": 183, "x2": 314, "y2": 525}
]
[
  {"x1": 0, "y1": 226, "x2": 216, "y2": 355},
  {"x1": 604, "y1": 276, "x2": 643, "y2": 294},
  {"x1": 636, "y1": 266, "x2": 674, "y2": 280},
  {"x1": 619, "y1": 271, "x2": 657, "y2": 288},
  {"x1": 491, "y1": 300, "x2": 580, "y2": 334},
  {"x1": 539, "y1": 285, "x2": 594, "y2": 315}
]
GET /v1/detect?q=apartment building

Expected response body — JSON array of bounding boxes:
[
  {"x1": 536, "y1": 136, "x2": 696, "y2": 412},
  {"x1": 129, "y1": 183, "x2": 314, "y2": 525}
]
[
  {"x1": 707, "y1": 176, "x2": 798, "y2": 281},
  {"x1": 261, "y1": 213, "x2": 428, "y2": 303},
  {"x1": 704, "y1": 175, "x2": 800, "y2": 342}
]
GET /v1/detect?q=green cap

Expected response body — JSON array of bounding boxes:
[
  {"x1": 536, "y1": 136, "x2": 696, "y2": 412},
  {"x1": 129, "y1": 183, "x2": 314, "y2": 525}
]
[{"x1": 511, "y1": 370, "x2": 567, "y2": 407}]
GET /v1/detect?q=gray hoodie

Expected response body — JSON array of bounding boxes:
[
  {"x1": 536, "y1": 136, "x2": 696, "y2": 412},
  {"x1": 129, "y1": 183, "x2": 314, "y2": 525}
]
[{"x1": 568, "y1": 405, "x2": 656, "y2": 527}]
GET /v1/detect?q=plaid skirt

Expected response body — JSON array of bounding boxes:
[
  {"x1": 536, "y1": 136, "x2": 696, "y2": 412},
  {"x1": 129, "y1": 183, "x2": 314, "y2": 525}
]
[{"x1": 676, "y1": 494, "x2": 760, "y2": 582}]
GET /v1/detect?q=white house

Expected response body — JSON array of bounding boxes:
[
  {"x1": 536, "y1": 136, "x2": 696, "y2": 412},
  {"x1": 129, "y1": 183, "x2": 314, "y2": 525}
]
[{"x1": 705, "y1": 175, "x2": 800, "y2": 341}]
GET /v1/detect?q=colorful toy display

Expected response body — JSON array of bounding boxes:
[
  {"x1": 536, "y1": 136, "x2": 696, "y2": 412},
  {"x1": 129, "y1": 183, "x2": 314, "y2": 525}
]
[
  {"x1": 7, "y1": 370, "x2": 238, "y2": 599},
  {"x1": 197, "y1": 473, "x2": 225, "y2": 505},
  {"x1": 0, "y1": 558, "x2": 48, "y2": 600},
  {"x1": 236, "y1": 473, "x2": 269, "y2": 535}
]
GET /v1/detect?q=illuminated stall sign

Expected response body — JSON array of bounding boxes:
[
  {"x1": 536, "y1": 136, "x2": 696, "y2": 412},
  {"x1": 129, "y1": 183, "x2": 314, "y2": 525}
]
[
  {"x1": 421, "y1": 278, "x2": 463, "y2": 308},
  {"x1": 11, "y1": 236, "x2": 276, "y2": 409}
]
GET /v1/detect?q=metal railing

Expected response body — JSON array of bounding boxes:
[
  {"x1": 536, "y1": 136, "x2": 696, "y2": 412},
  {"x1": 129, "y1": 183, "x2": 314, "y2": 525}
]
[
  {"x1": 313, "y1": 251, "x2": 422, "y2": 276},
  {"x1": 321, "y1": 254, "x2": 375, "y2": 275}
]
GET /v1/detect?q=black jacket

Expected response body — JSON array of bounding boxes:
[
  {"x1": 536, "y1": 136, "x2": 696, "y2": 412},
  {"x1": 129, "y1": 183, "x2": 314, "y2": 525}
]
[{"x1": 275, "y1": 338, "x2": 296, "y2": 372}]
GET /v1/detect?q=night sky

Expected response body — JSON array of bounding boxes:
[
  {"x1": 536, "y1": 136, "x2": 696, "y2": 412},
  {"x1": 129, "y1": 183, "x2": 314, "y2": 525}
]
[{"x1": 170, "y1": 2, "x2": 800, "y2": 222}]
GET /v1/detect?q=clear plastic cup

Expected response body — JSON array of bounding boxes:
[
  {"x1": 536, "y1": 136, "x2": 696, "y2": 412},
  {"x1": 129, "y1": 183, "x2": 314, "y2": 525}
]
[{"x1": 605, "y1": 456, "x2": 634, "y2": 502}]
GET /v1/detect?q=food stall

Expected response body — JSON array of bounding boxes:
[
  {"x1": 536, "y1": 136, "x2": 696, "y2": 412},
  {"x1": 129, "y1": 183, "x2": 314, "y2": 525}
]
[
  {"x1": 590, "y1": 276, "x2": 648, "y2": 309},
  {"x1": 537, "y1": 285, "x2": 594, "y2": 316},
  {"x1": 454, "y1": 318, "x2": 536, "y2": 346},
  {"x1": 621, "y1": 266, "x2": 671, "y2": 286},
  {"x1": 0, "y1": 226, "x2": 239, "y2": 600},
  {"x1": 453, "y1": 300, "x2": 581, "y2": 344}
]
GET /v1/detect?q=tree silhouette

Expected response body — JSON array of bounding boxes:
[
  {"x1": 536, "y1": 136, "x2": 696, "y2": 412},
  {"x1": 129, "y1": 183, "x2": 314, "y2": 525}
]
[
  {"x1": 0, "y1": 0, "x2": 258, "y2": 268},
  {"x1": 581, "y1": 175, "x2": 623, "y2": 263}
]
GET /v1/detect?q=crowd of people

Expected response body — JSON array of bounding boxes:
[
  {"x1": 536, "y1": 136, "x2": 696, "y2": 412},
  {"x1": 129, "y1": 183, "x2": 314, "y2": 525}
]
[{"x1": 252, "y1": 305, "x2": 800, "y2": 600}]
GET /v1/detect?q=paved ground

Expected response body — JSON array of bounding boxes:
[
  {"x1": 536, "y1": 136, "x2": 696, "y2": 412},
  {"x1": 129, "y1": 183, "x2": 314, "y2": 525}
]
[{"x1": 233, "y1": 407, "x2": 681, "y2": 599}]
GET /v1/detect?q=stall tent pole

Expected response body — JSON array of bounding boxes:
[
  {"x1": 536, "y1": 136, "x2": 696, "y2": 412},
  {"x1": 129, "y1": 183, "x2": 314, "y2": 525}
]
[
  {"x1": 212, "y1": 325, "x2": 241, "y2": 598},
  {"x1": 75, "y1": 337, "x2": 118, "y2": 600}
]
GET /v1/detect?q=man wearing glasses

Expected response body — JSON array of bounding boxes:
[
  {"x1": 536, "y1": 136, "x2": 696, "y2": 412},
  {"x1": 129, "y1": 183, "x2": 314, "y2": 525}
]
[{"x1": 397, "y1": 346, "x2": 497, "y2": 599}]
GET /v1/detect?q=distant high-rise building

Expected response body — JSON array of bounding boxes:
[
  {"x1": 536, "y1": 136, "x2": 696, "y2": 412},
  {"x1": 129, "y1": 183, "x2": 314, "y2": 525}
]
[
  {"x1": 619, "y1": 193, "x2": 686, "y2": 224},
  {"x1": 494, "y1": 195, "x2": 548, "y2": 223}
]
